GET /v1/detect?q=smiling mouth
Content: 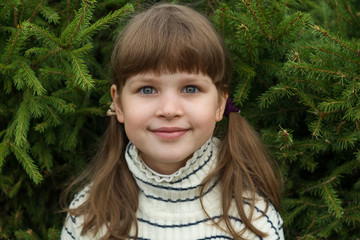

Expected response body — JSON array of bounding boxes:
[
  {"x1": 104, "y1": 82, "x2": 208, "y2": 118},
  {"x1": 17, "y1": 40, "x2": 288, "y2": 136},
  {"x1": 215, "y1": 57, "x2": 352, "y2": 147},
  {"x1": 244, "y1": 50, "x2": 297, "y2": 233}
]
[{"x1": 151, "y1": 127, "x2": 188, "y2": 139}]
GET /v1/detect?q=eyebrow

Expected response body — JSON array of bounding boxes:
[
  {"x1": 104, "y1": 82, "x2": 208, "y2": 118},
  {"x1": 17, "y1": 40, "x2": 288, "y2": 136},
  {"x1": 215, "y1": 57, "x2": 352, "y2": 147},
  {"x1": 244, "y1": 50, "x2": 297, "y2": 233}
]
[
  {"x1": 127, "y1": 76, "x2": 156, "y2": 86},
  {"x1": 127, "y1": 74, "x2": 213, "y2": 87},
  {"x1": 181, "y1": 76, "x2": 212, "y2": 84}
]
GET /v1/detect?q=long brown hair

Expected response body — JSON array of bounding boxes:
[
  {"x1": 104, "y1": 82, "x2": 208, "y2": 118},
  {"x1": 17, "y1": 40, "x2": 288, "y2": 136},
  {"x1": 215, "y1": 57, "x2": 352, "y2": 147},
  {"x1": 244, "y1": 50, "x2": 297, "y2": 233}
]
[{"x1": 63, "y1": 3, "x2": 281, "y2": 239}]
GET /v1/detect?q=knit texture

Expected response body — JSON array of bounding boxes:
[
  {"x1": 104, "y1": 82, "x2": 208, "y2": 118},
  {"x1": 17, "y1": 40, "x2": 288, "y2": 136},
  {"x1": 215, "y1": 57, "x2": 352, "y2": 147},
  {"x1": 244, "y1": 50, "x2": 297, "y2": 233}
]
[{"x1": 61, "y1": 138, "x2": 284, "y2": 240}]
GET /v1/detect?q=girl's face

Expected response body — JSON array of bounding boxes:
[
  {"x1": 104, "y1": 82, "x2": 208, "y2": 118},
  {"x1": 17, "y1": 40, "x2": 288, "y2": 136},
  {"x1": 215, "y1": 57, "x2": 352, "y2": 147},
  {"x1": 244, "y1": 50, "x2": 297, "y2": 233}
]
[{"x1": 111, "y1": 72, "x2": 227, "y2": 175}]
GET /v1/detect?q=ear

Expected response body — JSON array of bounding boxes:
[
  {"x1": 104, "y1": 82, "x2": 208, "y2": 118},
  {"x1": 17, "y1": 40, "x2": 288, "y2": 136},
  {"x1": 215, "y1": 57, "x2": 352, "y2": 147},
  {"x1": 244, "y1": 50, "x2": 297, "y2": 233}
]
[
  {"x1": 215, "y1": 91, "x2": 228, "y2": 122},
  {"x1": 110, "y1": 84, "x2": 125, "y2": 123}
]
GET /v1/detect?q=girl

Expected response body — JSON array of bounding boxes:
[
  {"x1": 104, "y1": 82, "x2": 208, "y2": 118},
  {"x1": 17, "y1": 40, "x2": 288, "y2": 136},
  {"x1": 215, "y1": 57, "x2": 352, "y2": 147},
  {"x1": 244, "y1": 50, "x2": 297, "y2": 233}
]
[{"x1": 61, "y1": 3, "x2": 284, "y2": 240}]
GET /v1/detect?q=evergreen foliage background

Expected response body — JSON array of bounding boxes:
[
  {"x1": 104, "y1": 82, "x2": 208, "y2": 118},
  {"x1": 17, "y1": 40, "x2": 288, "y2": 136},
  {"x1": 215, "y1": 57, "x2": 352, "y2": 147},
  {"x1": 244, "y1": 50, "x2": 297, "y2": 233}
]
[{"x1": 0, "y1": 0, "x2": 359, "y2": 239}]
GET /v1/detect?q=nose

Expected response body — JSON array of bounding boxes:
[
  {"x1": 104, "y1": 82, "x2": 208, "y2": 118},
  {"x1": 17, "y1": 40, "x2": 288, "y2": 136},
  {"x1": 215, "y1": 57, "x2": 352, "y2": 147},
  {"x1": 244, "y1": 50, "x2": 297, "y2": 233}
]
[{"x1": 155, "y1": 93, "x2": 184, "y2": 118}]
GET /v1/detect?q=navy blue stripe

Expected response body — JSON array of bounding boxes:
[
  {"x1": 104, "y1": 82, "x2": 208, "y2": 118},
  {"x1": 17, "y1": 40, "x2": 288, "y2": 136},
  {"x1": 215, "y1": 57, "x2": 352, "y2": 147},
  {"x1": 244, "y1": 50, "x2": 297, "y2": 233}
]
[
  {"x1": 137, "y1": 215, "x2": 242, "y2": 228},
  {"x1": 129, "y1": 236, "x2": 237, "y2": 240},
  {"x1": 134, "y1": 175, "x2": 199, "y2": 191},
  {"x1": 70, "y1": 215, "x2": 76, "y2": 223},
  {"x1": 64, "y1": 227, "x2": 75, "y2": 240},
  {"x1": 277, "y1": 211, "x2": 283, "y2": 230},
  {"x1": 197, "y1": 236, "x2": 233, "y2": 240},
  {"x1": 171, "y1": 141, "x2": 212, "y2": 184},
  {"x1": 242, "y1": 201, "x2": 281, "y2": 240},
  {"x1": 142, "y1": 180, "x2": 218, "y2": 203},
  {"x1": 127, "y1": 141, "x2": 212, "y2": 186},
  {"x1": 128, "y1": 146, "x2": 214, "y2": 191},
  {"x1": 252, "y1": 203, "x2": 281, "y2": 240},
  {"x1": 71, "y1": 189, "x2": 89, "y2": 207}
]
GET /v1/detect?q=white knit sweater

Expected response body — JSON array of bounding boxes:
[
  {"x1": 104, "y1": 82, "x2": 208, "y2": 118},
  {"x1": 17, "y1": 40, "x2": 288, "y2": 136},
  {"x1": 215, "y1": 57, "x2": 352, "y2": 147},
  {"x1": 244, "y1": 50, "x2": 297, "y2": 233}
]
[{"x1": 61, "y1": 138, "x2": 284, "y2": 240}]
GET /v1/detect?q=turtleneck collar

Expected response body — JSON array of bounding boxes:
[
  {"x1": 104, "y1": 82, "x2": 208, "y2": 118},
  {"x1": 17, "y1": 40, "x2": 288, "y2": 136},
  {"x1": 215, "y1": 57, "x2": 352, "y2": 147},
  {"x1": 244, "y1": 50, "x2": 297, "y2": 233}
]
[{"x1": 124, "y1": 137, "x2": 219, "y2": 205}]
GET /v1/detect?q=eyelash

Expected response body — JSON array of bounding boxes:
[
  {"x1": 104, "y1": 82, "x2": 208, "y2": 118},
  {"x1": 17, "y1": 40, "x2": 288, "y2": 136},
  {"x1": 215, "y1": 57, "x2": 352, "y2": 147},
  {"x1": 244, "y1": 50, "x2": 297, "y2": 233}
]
[
  {"x1": 139, "y1": 86, "x2": 157, "y2": 94},
  {"x1": 182, "y1": 86, "x2": 200, "y2": 94},
  {"x1": 138, "y1": 85, "x2": 200, "y2": 95}
]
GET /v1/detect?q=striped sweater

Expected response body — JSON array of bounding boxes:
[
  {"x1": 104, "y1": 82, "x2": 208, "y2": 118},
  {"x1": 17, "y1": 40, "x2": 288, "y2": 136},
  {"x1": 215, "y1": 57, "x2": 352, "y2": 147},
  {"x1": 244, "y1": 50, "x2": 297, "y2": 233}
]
[{"x1": 61, "y1": 138, "x2": 284, "y2": 240}]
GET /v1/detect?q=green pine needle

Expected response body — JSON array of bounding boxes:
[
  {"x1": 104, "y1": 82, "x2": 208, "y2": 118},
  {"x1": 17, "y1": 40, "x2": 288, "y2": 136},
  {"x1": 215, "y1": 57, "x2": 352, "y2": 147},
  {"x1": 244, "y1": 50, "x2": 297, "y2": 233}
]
[{"x1": 10, "y1": 143, "x2": 43, "y2": 185}]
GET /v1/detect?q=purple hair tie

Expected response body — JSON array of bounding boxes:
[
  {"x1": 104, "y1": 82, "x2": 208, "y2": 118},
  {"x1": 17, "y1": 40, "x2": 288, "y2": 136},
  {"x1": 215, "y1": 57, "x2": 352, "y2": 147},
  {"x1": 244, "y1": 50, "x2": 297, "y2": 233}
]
[{"x1": 224, "y1": 97, "x2": 240, "y2": 118}]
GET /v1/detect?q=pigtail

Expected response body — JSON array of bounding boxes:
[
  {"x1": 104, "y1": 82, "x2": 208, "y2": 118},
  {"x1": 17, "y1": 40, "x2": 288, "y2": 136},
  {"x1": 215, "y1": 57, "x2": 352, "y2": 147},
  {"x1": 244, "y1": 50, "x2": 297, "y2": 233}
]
[
  {"x1": 201, "y1": 112, "x2": 281, "y2": 239},
  {"x1": 64, "y1": 117, "x2": 139, "y2": 239},
  {"x1": 226, "y1": 112, "x2": 281, "y2": 208}
]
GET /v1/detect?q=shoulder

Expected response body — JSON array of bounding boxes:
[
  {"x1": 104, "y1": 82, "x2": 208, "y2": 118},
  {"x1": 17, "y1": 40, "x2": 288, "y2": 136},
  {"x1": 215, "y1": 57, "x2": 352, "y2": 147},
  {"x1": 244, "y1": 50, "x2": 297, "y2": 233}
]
[
  {"x1": 60, "y1": 186, "x2": 91, "y2": 240},
  {"x1": 69, "y1": 185, "x2": 91, "y2": 209},
  {"x1": 249, "y1": 197, "x2": 284, "y2": 240}
]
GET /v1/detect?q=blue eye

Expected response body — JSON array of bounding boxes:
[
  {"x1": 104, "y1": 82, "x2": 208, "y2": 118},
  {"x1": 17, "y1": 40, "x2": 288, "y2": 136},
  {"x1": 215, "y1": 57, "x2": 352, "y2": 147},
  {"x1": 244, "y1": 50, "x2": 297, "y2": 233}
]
[
  {"x1": 183, "y1": 86, "x2": 199, "y2": 94},
  {"x1": 139, "y1": 86, "x2": 156, "y2": 94}
]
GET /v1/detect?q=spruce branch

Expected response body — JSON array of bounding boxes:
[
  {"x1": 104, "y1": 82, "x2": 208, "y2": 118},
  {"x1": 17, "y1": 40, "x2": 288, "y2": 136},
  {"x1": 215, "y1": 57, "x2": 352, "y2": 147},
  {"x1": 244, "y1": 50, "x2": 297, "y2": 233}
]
[
  {"x1": 39, "y1": 5, "x2": 61, "y2": 24},
  {"x1": 218, "y1": 5, "x2": 227, "y2": 37},
  {"x1": 6, "y1": 23, "x2": 24, "y2": 65},
  {"x1": 312, "y1": 25, "x2": 359, "y2": 55},
  {"x1": 0, "y1": 1, "x2": 13, "y2": 20},
  {"x1": 303, "y1": 176, "x2": 344, "y2": 219},
  {"x1": 19, "y1": 0, "x2": 25, "y2": 24},
  {"x1": 317, "y1": 47, "x2": 360, "y2": 66},
  {"x1": 67, "y1": 50, "x2": 94, "y2": 90},
  {"x1": 43, "y1": 105, "x2": 61, "y2": 126},
  {"x1": 27, "y1": 95, "x2": 43, "y2": 119},
  {"x1": 66, "y1": 0, "x2": 71, "y2": 24},
  {"x1": 235, "y1": 74, "x2": 252, "y2": 106},
  {"x1": 47, "y1": 228, "x2": 60, "y2": 240},
  {"x1": 283, "y1": 202, "x2": 308, "y2": 225},
  {"x1": 256, "y1": 0, "x2": 273, "y2": 33},
  {"x1": 8, "y1": 177, "x2": 23, "y2": 199},
  {"x1": 42, "y1": 96, "x2": 75, "y2": 115},
  {"x1": 0, "y1": 140, "x2": 11, "y2": 172},
  {"x1": 30, "y1": 47, "x2": 62, "y2": 66},
  {"x1": 39, "y1": 67, "x2": 75, "y2": 79},
  {"x1": 71, "y1": 42, "x2": 93, "y2": 56},
  {"x1": 66, "y1": 0, "x2": 93, "y2": 48},
  {"x1": 27, "y1": 23, "x2": 63, "y2": 47},
  {"x1": 242, "y1": 0, "x2": 271, "y2": 39},
  {"x1": 334, "y1": 132, "x2": 357, "y2": 151},
  {"x1": 330, "y1": 159, "x2": 360, "y2": 179},
  {"x1": 228, "y1": 13, "x2": 256, "y2": 31},
  {"x1": 303, "y1": 176, "x2": 338, "y2": 193},
  {"x1": 14, "y1": 229, "x2": 40, "y2": 240},
  {"x1": 32, "y1": 142, "x2": 53, "y2": 171},
  {"x1": 34, "y1": 121, "x2": 51, "y2": 133},
  {"x1": 28, "y1": 0, "x2": 44, "y2": 23},
  {"x1": 13, "y1": 95, "x2": 31, "y2": 147},
  {"x1": 317, "y1": 216, "x2": 343, "y2": 238},
  {"x1": 78, "y1": 3, "x2": 134, "y2": 39},
  {"x1": 321, "y1": 184, "x2": 344, "y2": 218},
  {"x1": 309, "y1": 116, "x2": 324, "y2": 137},
  {"x1": 318, "y1": 98, "x2": 350, "y2": 114},
  {"x1": 237, "y1": 24, "x2": 255, "y2": 62},
  {"x1": 287, "y1": 61, "x2": 356, "y2": 79},
  {"x1": 341, "y1": 0, "x2": 360, "y2": 28},
  {"x1": 13, "y1": 5, "x2": 18, "y2": 28},
  {"x1": 259, "y1": 84, "x2": 296, "y2": 108},
  {"x1": 273, "y1": 12, "x2": 305, "y2": 40},
  {"x1": 63, "y1": 116, "x2": 85, "y2": 150},
  {"x1": 74, "y1": 107, "x2": 103, "y2": 115},
  {"x1": 10, "y1": 142, "x2": 43, "y2": 184},
  {"x1": 18, "y1": 62, "x2": 46, "y2": 96},
  {"x1": 344, "y1": 205, "x2": 360, "y2": 226}
]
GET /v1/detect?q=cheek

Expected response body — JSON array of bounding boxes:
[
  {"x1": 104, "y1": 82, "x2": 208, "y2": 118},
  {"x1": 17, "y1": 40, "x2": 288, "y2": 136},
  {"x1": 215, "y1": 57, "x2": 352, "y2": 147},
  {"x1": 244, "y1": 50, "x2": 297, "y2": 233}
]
[{"x1": 190, "y1": 108, "x2": 218, "y2": 129}]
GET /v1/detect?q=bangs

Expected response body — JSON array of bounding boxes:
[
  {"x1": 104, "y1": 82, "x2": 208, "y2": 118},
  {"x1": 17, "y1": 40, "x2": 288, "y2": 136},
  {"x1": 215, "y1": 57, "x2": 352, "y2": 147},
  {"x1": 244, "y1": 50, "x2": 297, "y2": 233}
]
[{"x1": 112, "y1": 4, "x2": 229, "y2": 88}]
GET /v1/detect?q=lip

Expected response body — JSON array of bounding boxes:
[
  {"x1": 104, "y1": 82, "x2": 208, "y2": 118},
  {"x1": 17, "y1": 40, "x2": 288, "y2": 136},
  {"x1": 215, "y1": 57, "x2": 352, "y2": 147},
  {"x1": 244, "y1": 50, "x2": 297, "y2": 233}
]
[{"x1": 150, "y1": 127, "x2": 189, "y2": 139}]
